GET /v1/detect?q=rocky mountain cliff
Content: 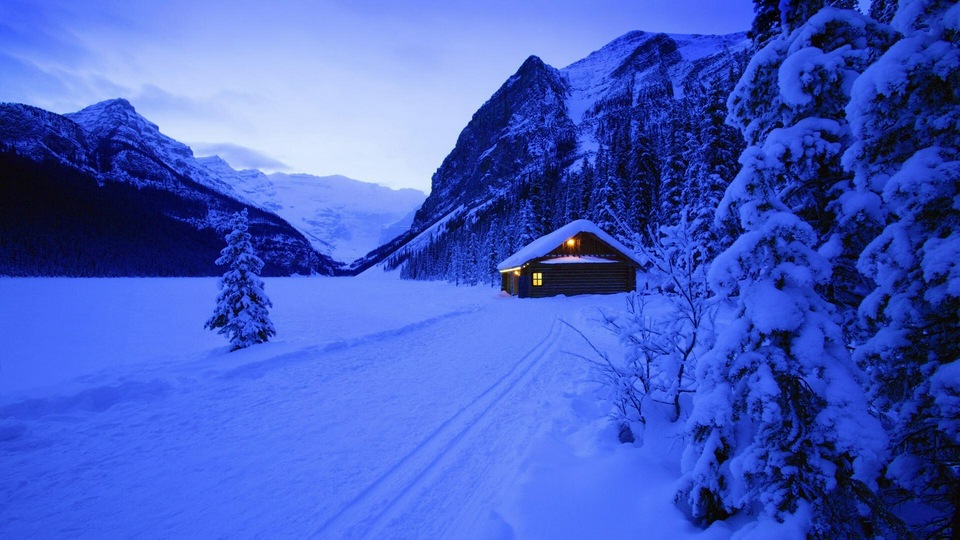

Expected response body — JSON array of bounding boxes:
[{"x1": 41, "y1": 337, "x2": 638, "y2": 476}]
[{"x1": 365, "y1": 31, "x2": 751, "y2": 283}]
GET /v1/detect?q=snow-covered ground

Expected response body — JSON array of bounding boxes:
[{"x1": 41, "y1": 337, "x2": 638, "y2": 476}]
[{"x1": 0, "y1": 275, "x2": 731, "y2": 538}]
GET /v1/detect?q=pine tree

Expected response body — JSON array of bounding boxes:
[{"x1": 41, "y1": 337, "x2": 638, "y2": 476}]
[
  {"x1": 680, "y1": 6, "x2": 895, "y2": 535},
  {"x1": 205, "y1": 209, "x2": 276, "y2": 351},
  {"x1": 846, "y1": 0, "x2": 960, "y2": 534},
  {"x1": 682, "y1": 141, "x2": 888, "y2": 534},
  {"x1": 682, "y1": 75, "x2": 745, "y2": 259},
  {"x1": 728, "y1": 3, "x2": 897, "y2": 316},
  {"x1": 591, "y1": 171, "x2": 621, "y2": 235},
  {"x1": 517, "y1": 199, "x2": 540, "y2": 248}
]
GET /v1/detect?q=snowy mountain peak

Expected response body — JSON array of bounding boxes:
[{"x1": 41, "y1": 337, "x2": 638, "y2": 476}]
[
  {"x1": 564, "y1": 30, "x2": 746, "y2": 75},
  {"x1": 66, "y1": 98, "x2": 162, "y2": 142},
  {"x1": 195, "y1": 154, "x2": 234, "y2": 173},
  {"x1": 63, "y1": 99, "x2": 239, "y2": 197},
  {"x1": 67, "y1": 99, "x2": 183, "y2": 152},
  {"x1": 518, "y1": 54, "x2": 548, "y2": 73},
  {"x1": 71, "y1": 97, "x2": 137, "y2": 116}
]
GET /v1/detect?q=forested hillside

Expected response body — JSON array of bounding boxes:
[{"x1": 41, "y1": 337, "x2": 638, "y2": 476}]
[{"x1": 372, "y1": 31, "x2": 750, "y2": 283}]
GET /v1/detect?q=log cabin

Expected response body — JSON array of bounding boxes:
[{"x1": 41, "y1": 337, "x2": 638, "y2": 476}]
[{"x1": 497, "y1": 219, "x2": 642, "y2": 298}]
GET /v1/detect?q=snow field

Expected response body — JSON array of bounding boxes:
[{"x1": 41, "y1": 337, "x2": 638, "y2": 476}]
[{"x1": 0, "y1": 276, "x2": 721, "y2": 538}]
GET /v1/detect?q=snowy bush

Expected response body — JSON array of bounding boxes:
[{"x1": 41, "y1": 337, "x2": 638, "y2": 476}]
[
  {"x1": 590, "y1": 215, "x2": 716, "y2": 443},
  {"x1": 205, "y1": 209, "x2": 276, "y2": 351}
]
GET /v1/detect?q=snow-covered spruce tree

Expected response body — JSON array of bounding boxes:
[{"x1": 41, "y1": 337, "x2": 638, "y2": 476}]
[
  {"x1": 205, "y1": 209, "x2": 276, "y2": 351},
  {"x1": 679, "y1": 5, "x2": 897, "y2": 536},
  {"x1": 680, "y1": 139, "x2": 890, "y2": 536},
  {"x1": 516, "y1": 199, "x2": 540, "y2": 248},
  {"x1": 726, "y1": 4, "x2": 896, "y2": 303},
  {"x1": 681, "y1": 74, "x2": 747, "y2": 260},
  {"x1": 845, "y1": 0, "x2": 960, "y2": 535}
]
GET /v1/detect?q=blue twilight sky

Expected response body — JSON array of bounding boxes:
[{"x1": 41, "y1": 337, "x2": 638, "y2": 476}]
[{"x1": 0, "y1": 0, "x2": 753, "y2": 192}]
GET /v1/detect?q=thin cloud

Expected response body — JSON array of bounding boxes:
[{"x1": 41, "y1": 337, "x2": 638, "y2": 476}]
[
  {"x1": 0, "y1": 51, "x2": 132, "y2": 114},
  {"x1": 190, "y1": 142, "x2": 290, "y2": 172}
]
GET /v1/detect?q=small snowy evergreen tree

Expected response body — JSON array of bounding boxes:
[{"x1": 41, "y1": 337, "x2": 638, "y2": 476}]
[
  {"x1": 591, "y1": 171, "x2": 623, "y2": 236},
  {"x1": 205, "y1": 209, "x2": 276, "y2": 351}
]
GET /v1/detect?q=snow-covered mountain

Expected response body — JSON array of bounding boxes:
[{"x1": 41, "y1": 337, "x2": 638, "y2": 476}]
[
  {"x1": 0, "y1": 98, "x2": 425, "y2": 275},
  {"x1": 361, "y1": 30, "x2": 750, "y2": 281},
  {"x1": 197, "y1": 156, "x2": 425, "y2": 263},
  {"x1": 64, "y1": 99, "x2": 235, "y2": 196}
]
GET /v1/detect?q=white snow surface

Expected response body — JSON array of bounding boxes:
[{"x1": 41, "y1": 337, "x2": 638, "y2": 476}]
[
  {"x1": 497, "y1": 219, "x2": 643, "y2": 271},
  {"x1": 0, "y1": 275, "x2": 756, "y2": 539}
]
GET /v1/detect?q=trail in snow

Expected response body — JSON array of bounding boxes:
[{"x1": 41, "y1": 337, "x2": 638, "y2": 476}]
[{"x1": 316, "y1": 318, "x2": 567, "y2": 538}]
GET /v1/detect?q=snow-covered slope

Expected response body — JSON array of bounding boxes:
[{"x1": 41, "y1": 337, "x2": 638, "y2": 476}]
[{"x1": 198, "y1": 156, "x2": 425, "y2": 262}]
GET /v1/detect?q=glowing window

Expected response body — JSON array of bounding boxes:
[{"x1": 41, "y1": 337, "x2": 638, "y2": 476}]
[{"x1": 532, "y1": 272, "x2": 543, "y2": 287}]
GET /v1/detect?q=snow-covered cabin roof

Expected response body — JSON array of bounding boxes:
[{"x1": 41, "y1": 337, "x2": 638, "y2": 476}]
[{"x1": 496, "y1": 219, "x2": 643, "y2": 271}]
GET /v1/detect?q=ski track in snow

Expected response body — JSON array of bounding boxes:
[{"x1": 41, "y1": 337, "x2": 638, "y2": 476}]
[
  {"x1": 0, "y1": 278, "x2": 620, "y2": 539},
  {"x1": 315, "y1": 318, "x2": 565, "y2": 539}
]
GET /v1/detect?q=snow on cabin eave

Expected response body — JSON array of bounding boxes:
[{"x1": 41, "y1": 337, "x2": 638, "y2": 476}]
[
  {"x1": 496, "y1": 219, "x2": 643, "y2": 271},
  {"x1": 540, "y1": 256, "x2": 619, "y2": 264}
]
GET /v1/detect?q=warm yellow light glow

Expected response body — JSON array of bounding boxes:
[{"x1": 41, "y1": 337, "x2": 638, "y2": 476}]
[
  {"x1": 566, "y1": 238, "x2": 576, "y2": 247},
  {"x1": 513, "y1": 270, "x2": 520, "y2": 276}
]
